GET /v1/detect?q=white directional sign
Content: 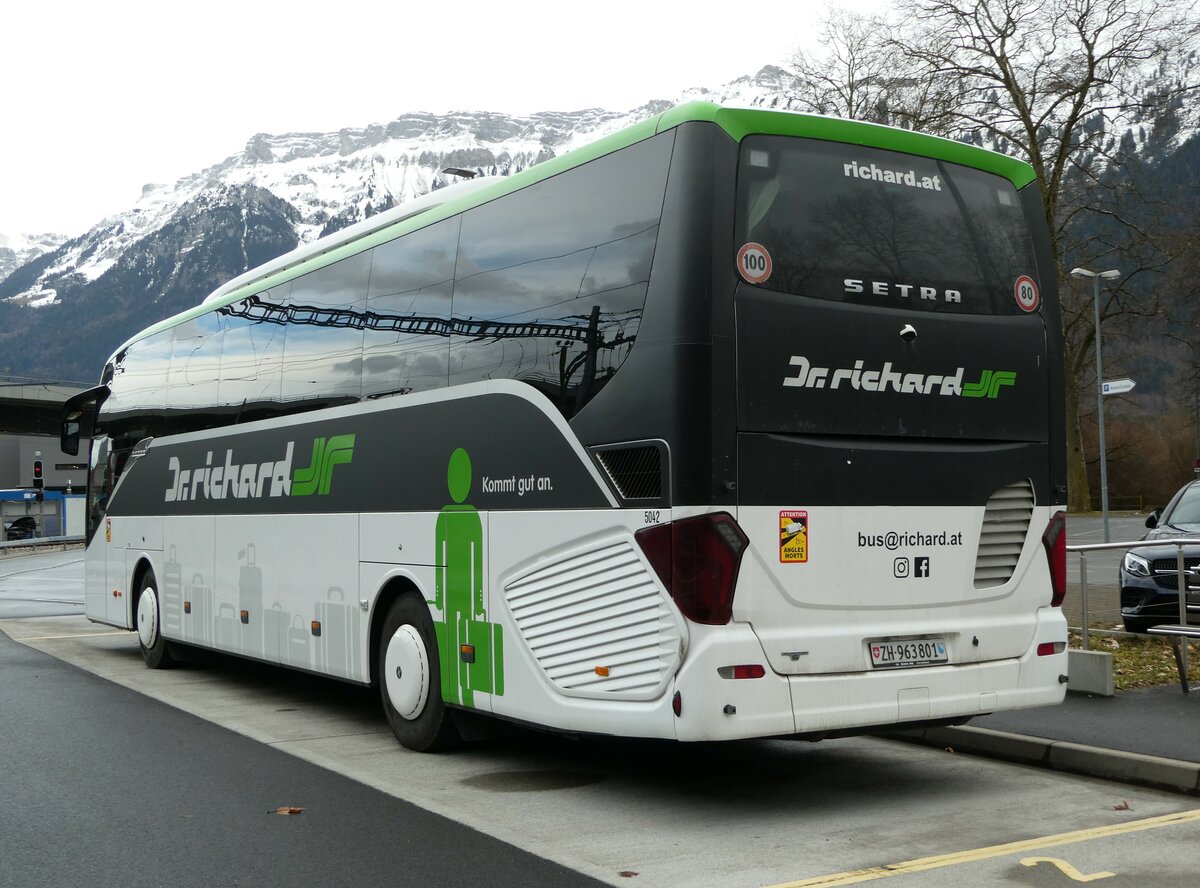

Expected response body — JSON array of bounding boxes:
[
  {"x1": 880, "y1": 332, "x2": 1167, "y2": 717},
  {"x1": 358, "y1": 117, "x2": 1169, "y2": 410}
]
[{"x1": 1102, "y1": 378, "x2": 1136, "y2": 396}]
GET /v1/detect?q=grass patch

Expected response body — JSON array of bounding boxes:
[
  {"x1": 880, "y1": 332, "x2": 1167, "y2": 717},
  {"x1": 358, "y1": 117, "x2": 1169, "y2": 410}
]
[{"x1": 1072, "y1": 631, "x2": 1200, "y2": 690}]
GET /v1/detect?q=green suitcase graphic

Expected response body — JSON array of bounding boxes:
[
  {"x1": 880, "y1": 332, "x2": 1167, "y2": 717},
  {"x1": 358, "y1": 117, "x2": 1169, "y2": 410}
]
[{"x1": 431, "y1": 448, "x2": 504, "y2": 708}]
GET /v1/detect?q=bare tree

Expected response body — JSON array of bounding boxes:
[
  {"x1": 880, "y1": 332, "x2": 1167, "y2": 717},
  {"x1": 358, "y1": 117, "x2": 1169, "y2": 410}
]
[
  {"x1": 791, "y1": 1, "x2": 1200, "y2": 511},
  {"x1": 789, "y1": 6, "x2": 965, "y2": 127}
]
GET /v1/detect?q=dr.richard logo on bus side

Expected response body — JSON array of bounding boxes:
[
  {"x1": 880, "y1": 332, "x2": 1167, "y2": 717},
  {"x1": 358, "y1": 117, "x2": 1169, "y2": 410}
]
[{"x1": 163, "y1": 434, "x2": 355, "y2": 502}]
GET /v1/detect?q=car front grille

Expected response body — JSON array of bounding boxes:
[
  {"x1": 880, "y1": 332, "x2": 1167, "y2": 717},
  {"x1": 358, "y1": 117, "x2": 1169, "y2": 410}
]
[{"x1": 1150, "y1": 556, "x2": 1200, "y2": 589}]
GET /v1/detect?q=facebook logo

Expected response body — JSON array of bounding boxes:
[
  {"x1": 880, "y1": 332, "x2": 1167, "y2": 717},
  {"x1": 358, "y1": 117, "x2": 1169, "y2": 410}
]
[{"x1": 914, "y1": 556, "x2": 930, "y2": 578}]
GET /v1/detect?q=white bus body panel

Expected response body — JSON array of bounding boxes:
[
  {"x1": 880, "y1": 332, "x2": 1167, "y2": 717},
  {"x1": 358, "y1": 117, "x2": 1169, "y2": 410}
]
[
  {"x1": 85, "y1": 501, "x2": 1065, "y2": 742},
  {"x1": 485, "y1": 509, "x2": 684, "y2": 739},
  {"x1": 728, "y1": 503, "x2": 1066, "y2": 732}
]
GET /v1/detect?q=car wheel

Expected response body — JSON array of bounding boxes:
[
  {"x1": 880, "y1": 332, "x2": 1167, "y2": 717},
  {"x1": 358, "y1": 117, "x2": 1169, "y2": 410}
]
[
  {"x1": 135, "y1": 570, "x2": 175, "y2": 669},
  {"x1": 378, "y1": 595, "x2": 458, "y2": 752}
]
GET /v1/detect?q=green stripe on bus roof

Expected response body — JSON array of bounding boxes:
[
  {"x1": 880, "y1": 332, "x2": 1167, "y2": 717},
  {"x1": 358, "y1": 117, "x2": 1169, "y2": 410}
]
[
  {"x1": 658, "y1": 101, "x2": 1036, "y2": 188},
  {"x1": 112, "y1": 101, "x2": 1035, "y2": 357}
]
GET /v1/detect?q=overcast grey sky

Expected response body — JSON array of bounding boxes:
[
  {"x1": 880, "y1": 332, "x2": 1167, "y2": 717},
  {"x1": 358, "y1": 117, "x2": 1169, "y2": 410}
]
[{"x1": 0, "y1": 0, "x2": 888, "y2": 237}]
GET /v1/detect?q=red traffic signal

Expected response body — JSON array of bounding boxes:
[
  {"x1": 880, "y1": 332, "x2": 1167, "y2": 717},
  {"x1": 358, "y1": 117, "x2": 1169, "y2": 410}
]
[{"x1": 32, "y1": 458, "x2": 43, "y2": 489}]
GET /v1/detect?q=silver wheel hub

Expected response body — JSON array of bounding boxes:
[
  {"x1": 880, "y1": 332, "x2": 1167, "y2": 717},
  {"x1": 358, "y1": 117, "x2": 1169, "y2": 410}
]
[
  {"x1": 136, "y1": 587, "x2": 159, "y2": 649},
  {"x1": 384, "y1": 625, "x2": 429, "y2": 720}
]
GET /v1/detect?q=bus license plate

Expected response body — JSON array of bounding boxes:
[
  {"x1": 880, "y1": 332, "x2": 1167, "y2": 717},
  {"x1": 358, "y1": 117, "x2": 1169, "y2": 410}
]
[{"x1": 869, "y1": 638, "x2": 948, "y2": 669}]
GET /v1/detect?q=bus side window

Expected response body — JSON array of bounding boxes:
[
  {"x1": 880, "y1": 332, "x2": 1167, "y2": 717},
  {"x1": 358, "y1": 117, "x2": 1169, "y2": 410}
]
[
  {"x1": 450, "y1": 132, "x2": 673, "y2": 417},
  {"x1": 363, "y1": 216, "x2": 460, "y2": 399},
  {"x1": 218, "y1": 291, "x2": 286, "y2": 420},
  {"x1": 281, "y1": 252, "x2": 370, "y2": 406}
]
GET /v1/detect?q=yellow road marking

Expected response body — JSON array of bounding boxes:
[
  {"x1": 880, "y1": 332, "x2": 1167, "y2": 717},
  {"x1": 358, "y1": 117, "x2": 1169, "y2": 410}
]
[
  {"x1": 766, "y1": 808, "x2": 1200, "y2": 888},
  {"x1": 1021, "y1": 857, "x2": 1114, "y2": 882},
  {"x1": 20, "y1": 631, "x2": 131, "y2": 641}
]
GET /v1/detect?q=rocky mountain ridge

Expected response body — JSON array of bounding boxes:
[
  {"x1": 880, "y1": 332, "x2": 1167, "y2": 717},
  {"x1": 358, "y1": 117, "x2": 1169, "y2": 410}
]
[{"x1": 0, "y1": 60, "x2": 1195, "y2": 383}]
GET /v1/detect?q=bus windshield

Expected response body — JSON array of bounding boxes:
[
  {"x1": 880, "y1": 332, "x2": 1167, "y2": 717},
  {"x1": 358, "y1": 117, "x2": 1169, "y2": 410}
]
[{"x1": 735, "y1": 135, "x2": 1039, "y2": 315}]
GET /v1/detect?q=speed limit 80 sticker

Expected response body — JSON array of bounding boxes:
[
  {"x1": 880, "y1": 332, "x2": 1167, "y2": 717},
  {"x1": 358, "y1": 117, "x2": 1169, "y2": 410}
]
[
  {"x1": 737, "y1": 242, "x2": 773, "y2": 284},
  {"x1": 1014, "y1": 275, "x2": 1040, "y2": 312}
]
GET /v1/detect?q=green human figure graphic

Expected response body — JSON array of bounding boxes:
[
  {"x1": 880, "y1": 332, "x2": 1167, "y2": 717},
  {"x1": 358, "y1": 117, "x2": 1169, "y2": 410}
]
[{"x1": 432, "y1": 448, "x2": 504, "y2": 708}]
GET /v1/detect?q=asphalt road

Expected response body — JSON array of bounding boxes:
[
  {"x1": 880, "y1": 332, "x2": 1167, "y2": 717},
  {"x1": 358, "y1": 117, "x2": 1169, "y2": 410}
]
[
  {"x1": 0, "y1": 548, "x2": 85, "y2": 619},
  {"x1": 5, "y1": 532, "x2": 1200, "y2": 887},
  {"x1": 0, "y1": 627, "x2": 602, "y2": 888},
  {"x1": 6, "y1": 612, "x2": 1200, "y2": 888}
]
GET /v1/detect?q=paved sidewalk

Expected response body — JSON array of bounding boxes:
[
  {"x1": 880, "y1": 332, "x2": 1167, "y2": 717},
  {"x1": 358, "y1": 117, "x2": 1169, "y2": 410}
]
[{"x1": 893, "y1": 686, "x2": 1200, "y2": 795}]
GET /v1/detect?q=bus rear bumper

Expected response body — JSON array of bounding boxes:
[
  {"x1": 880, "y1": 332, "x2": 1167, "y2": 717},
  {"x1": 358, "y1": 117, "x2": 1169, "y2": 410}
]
[{"x1": 672, "y1": 611, "x2": 1068, "y2": 742}]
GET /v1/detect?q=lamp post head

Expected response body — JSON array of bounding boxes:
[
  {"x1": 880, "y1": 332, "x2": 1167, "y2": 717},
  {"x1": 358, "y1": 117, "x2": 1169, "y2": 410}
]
[{"x1": 1070, "y1": 266, "x2": 1120, "y2": 279}]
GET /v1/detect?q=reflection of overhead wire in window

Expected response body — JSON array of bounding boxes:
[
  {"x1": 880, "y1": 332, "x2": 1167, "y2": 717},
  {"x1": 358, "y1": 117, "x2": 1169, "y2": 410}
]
[
  {"x1": 574, "y1": 246, "x2": 598, "y2": 301},
  {"x1": 470, "y1": 280, "x2": 649, "y2": 326},
  {"x1": 455, "y1": 222, "x2": 658, "y2": 289}
]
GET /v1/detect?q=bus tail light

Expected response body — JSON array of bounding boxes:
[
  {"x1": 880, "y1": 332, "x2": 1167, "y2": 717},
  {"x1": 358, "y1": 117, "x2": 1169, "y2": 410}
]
[
  {"x1": 635, "y1": 512, "x2": 749, "y2": 625},
  {"x1": 717, "y1": 664, "x2": 765, "y2": 679},
  {"x1": 1042, "y1": 510, "x2": 1067, "y2": 607}
]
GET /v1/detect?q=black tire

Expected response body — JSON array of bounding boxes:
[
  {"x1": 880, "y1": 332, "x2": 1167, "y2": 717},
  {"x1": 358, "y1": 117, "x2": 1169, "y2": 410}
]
[
  {"x1": 135, "y1": 570, "x2": 175, "y2": 669},
  {"x1": 378, "y1": 595, "x2": 458, "y2": 752}
]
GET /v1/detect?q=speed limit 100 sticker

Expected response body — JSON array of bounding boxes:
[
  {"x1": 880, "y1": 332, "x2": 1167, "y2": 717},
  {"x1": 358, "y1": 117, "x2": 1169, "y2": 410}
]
[
  {"x1": 737, "y1": 242, "x2": 773, "y2": 284},
  {"x1": 1014, "y1": 275, "x2": 1040, "y2": 312}
]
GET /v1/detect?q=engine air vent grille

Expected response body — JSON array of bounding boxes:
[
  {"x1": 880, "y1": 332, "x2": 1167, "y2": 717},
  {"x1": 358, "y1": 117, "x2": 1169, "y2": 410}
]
[
  {"x1": 504, "y1": 540, "x2": 682, "y2": 700},
  {"x1": 974, "y1": 479, "x2": 1035, "y2": 588},
  {"x1": 595, "y1": 445, "x2": 662, "y2": 500}
]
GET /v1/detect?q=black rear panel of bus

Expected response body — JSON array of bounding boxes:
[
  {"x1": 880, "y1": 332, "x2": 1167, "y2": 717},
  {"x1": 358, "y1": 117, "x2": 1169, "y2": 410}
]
[{"x1": 731, "y1": 135, "x2": 1063, "y2": 508}]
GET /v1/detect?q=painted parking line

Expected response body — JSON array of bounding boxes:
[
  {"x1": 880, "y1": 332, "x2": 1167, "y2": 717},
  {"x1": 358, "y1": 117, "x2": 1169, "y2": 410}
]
[
  {"x1": 18, "y1": 630, "x2": 130, "y2": 641},
  {"x1": 767, "y1": 808, "x2": 1200, "y2": 887}
]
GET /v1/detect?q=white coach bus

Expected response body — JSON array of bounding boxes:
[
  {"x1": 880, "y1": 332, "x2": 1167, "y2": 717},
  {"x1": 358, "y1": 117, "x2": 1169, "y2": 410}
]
[{"x1": 63, "y1": 102, "x2": 1069, "y2": 750}]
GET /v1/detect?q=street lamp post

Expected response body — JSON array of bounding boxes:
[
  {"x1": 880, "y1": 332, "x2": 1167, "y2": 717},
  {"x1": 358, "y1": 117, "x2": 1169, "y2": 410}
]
[{"x1": 1071, "y1": 266, "x2": 1121, "y2": 542}]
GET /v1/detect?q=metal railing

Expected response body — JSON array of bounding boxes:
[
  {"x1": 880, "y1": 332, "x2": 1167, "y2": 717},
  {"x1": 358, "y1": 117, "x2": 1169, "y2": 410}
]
[
  {"x1": 0, "y1": 534, "x2": 84, "y2": 556},
  {"x1": 1071, "y1": 537, "x2": 1197, "y2": 688}
]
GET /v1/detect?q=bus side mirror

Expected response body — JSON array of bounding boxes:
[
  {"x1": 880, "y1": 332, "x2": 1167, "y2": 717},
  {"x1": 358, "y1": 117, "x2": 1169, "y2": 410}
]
[
  {"x1": 62, "y1": 418, "x2": 81, "y2": 456},
  {"x1": 60, "y1": 385, "x2": 108, "y2": 458}
]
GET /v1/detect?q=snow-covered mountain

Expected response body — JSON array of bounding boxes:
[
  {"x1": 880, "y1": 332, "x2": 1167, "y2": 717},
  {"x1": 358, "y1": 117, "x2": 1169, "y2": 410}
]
[
  {"x1": 0, "y1": 67, "x2": 799, "y2": 382},
  {"x1": 0, "y1": 232, "x2": 69, "y2": 292},
  {"x1": 0, "y1": 67, "x2": 797, "y2": 305},
  {"x1": 0, "y1": 59, "x2": 1195, "y2": 383}
]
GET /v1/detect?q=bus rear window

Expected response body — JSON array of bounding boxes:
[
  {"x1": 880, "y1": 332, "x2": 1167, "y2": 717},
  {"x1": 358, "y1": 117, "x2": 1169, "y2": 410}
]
[{"x1": 735, "y1": 135, "x2": 1040, "y2": 315}]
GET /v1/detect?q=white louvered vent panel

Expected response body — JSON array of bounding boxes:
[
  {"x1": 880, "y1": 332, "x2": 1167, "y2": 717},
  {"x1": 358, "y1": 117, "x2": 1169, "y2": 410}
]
[
  {"x1": 974, "y1": 479, "x2": 1036, "y2": 588},
  {"x1": 505, "y1": 540, "x2": 681, "y2": 700},
  {"x1": 512, "y1": 564, "x2": 650, "y2": 626}
]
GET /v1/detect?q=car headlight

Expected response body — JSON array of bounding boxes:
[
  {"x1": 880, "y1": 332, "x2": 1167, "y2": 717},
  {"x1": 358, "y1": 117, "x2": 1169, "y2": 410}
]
[{"x1": 1123, "y1": 552, "x2": 1152, "y2": 578}]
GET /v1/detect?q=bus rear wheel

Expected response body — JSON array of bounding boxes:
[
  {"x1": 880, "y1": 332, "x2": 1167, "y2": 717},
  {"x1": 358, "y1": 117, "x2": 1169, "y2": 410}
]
[
  {"x1": 135, "y1": 570, "x2": 175, "y2": 669},
  {"x1": 379, "y1": 595, "x2": 458, "y2": 752}
]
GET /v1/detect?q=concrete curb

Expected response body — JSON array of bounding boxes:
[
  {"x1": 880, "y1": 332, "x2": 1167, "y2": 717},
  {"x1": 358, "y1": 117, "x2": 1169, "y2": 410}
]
[{"x1": 884, "y1": 725, "x2": 1200, "y2": 796}]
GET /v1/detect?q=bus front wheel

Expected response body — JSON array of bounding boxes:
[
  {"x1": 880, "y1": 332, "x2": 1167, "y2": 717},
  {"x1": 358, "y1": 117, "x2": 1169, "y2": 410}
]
[
  {"x1": 379, "y1": 595, "x2": 457, "y2": 752},
  {"x1": 135, "y1": 571, "x2": 175, "y2": 669}
]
